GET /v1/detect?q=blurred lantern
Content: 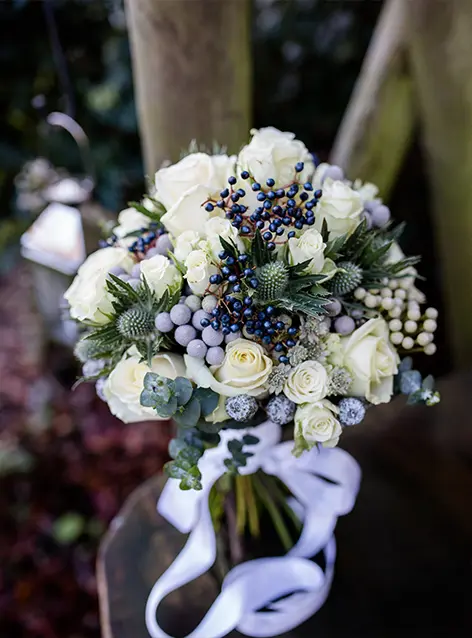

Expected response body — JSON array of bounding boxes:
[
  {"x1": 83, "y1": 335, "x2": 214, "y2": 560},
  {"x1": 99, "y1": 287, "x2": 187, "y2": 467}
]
[{"x1": 19, "y1": 112, "x2": 114, "y2": 346}]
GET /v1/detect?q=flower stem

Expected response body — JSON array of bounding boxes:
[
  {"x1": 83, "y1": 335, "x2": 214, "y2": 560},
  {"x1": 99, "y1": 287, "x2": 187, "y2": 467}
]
[{"x1": 252, "y1": 473, "x2": 293, "y2": 552}]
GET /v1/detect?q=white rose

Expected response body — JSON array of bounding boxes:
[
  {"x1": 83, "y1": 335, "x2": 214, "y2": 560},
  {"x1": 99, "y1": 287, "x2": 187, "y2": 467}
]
[
  {"x1": 64, "y1": 247, "x2": 134, "y2": 324},
  {"x1": 288, "y1": 228, "x2": 326, "y2": 274},
  {"x1": 140, "y1": 254, "x2": 182, "y2": 298},
  {"x1": 203, "y1": 217, "x2": 244, "y2": 259},
  {"x1": 184, "y1": 248, "x2": 218, "y2": 295},
  {"x1": 284, "y1": 360, "x2": 329, "y2": 404},
  {"x1": 184, "y1": 338, "x2": 273, "y2": 397},
  {"x1": 113, "y1": 207, "x2": 150, "y2": 247},
  {"x1": 155, "y1": 152, "x2": 236, "y2": 210},
  {"x1": 341, "y1": 317, "x2": 399, "y2": 404},
  {"x1": 173, "y1": 230, "x2": 202, "y2": 262},
  {"x1": 160, "y1": 184, "x2": 214, "y2": 238},
  {"x1": 352, "y1": 178, "x2": 380, "y2": 204},
  {"x1": 238, "y1": 127, "x2": 313, "y2": 186},
  {"x1": 103, "y1": 346, "x2": 185, "y2": 423},
  {"x1": 314, "y1": 178, "x2": 363, "y2": 237},
  {"x1": 294, "y1": 400, "x2": 342, "y2": 454}
]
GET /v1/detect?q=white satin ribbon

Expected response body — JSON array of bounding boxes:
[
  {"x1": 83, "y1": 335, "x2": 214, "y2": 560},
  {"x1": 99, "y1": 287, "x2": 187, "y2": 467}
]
[{"x1": 146, "y1": 421, "x2": 361, "y2": 638}]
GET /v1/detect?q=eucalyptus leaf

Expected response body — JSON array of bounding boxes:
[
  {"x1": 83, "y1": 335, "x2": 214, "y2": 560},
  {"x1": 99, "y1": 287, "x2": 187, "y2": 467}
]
[
  {"x1": 194, "y1": 387, "x2": 219, "y2": 416},
  {"x1": 173, "y1": 397, "x2": 201, "y2": 428},
  {"x1": 174, "y1": 377, "x2": 193, "y2": 406}
]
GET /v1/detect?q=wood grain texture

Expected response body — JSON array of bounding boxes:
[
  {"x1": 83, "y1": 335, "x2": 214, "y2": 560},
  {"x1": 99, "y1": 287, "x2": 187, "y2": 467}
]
[
  {"x1": 98, "y1": 371, "x2": 472, "y2": 638},
  {"x1": 125, "y1": 0, "x2": 251, "y2": 175},
  {"x1": 331, "y1": 0, "x2": 415, "y2": 199},
  {"x1": 405, "y1": 0, "x2": 472, "y2": 366}
]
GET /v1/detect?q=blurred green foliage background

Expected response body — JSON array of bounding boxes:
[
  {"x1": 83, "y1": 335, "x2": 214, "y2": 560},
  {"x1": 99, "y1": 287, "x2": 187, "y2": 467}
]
[{"x1": 0, "y1": 0, "x2": 381, "y2": 225}]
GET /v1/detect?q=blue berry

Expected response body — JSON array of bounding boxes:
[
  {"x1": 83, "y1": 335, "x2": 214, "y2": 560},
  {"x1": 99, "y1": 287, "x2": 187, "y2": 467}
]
[
  {"x1": 267, "y1": 242, "x2": 276, "y2": 251},
  {"x1": 232, "y1": 284, "x2": 241, "y2": 293},
  {"x1": 233, "y1": 301, "x2": 243, "y2": 311},
  {"x1": 304, "y1": 182, "x2": 313, "y2": 191},
  {"x1": 241, "y1": 170, "x2": 250, "y2": 179},
  {"x1": 228, "y1": 176, "x2": 237, "y2": 185},
  {"x1": 249, "y1": 278, "x2": 259, "y2": 288},
  {"x1": 244, "y1": 296, "x2": 252, "y2": 306},
  {"x1": 243, "y1": 308, "x2": 253, "y2": 318},
  {"x1": 267, "y1": 191, "x2": 276, "y2": 200},
  {"x1": 210, "y1": 274, "x2": 222, "y2": 284},
  {"x1": 201, "y1": 318, "x2": 210, "y2": 328},
  {"x1": 288, "y1": 231, "x2": 295, "y2": 238},
  {"x1": 263, "y1": 231, "x2": 272, "y2": 241},
  {"x1": 217, "y1": 200, "x2": 225, "y2": 208},
  {"x1": 211, "y1": 320, "x2": 221, "y2": 330},
  {"x1": 286, "y1": 339, "x2": 296, "y2": 347},
  {"x1": 257, "y1": 192, "x2": 266, "y2": 201},
  {"x1": 220, "y1": 188, "x2": 229, "y2": 198},
  {"x1": 295, "y1": 161, "x2": 304, "y2": 172},
  {"x1": 238, "y1": 254, "x2": 248, "y2": 262},
  {"x1": 230, "y1": 324, "x2": 240, "y2": 333},
  {"x1": 276, "y1": 228, "x2": 284, "y2": 236},
  {"x1": 275, "y1": 189, "x2": 285, "y2": 197},
  {"x1": 274, "y1": 343, "x2": 284, "y2": 352},
  {"x1": 231, "y1": 193, "x2": 240, "y2": 203},
  {"x1": 226, "y1": 257, "x2": 235, "y2": 265},
  {"x1": 222, "y1": 326, "x2": 231, "y2": 335},
  {"x1": 237, "y1": 188, "x2": 245, "y2": 197},
  {"x1": 314, "y1": 189, "x2": 322, "y2": 198},
  {"x1": 263, "y1": 200, "x2": 272, "y2": 210},
  {"x1": 279, "y1": 356, "x2": 289, "y2": 364},
  {"x1": 266, "y1": 178, "x2": 275, "y2": 187},
  {"x1": 252, "y1": 182, "x2": 261, "y2": 191},
  {"x1": 262, "y1": 336, "x2": 272, "y2": 345},
  {"x1": 205, "y1": 202, "x2": 214, "y2": 212},
  {"x1": 275, "y1": 321, "x2": 284, "y2": 330},
  {"x1": 241, "y1": 226, "x2": 250, "y2": 234},
  {"x1": 266, "y1": 306, "x2": 274, "y2": 315},
  {"x1": 288, "y1": 326, "x2": 298, "y2": 335},
  {"x1": 263, "y1": 321, "x2": 271, "y2": 329}
]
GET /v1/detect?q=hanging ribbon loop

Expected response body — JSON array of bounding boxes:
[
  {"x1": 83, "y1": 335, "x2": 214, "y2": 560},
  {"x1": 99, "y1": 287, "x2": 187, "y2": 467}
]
[{"x1": 146, "y1": 421, "x2": 361, "y2": 638}]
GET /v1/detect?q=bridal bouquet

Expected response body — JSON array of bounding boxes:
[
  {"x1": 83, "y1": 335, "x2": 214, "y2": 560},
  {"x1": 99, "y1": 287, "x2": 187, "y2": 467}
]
[{"x1": 66, "y1": 128, "x2": 439, "y2": 636}]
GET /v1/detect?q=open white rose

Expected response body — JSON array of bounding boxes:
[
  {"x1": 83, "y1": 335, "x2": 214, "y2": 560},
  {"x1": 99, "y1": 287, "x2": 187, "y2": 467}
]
[
  {"x1": 314, "y1": 178, "x2": 363, "y2": 238},
  {"x1": 103, "y1": 346, "x2": 185, "y2": 423},
  {"x1": 185, "y1": 338, "x2": 272, "y2": 398},
  {"x1": 160, "y1": 184, "x2": 215, "y2": 238},
  {"x1": 173, "y1": 230, "x2": 202, "y2": 262},
  {"x1": 155, "y1": 152, "x2": 236, "y2": 210},
  {"x1": 140, "y1": 254, "x2": 181, "y2": 298},
  {"x1": 203, "y1": 217, "x2": 244, "y2": 260},
  {"x1": 64, "y1": 247, "x2": 134, "y2": 324},
  {"x1": 238, "y1": 127, "x2": 313, "y2": 187},
  {"x1": 288, "y1": 228, "x2": 326, "y2": 274},
  {"x1": 341, "y1": 317, "x2": 399, "y2": 404},
  {"x1": 284, "y1": 360, "x2": 329, "y2": 404},
  {"x1": 113, "y1": 207, "x2": 150, "y2": 247},
  {"x1": 184, "y1": 248, "x2": 218, "y2": 295},
  {"x1": 294, "y1": 400, "x2": 342, "y2": 454}
]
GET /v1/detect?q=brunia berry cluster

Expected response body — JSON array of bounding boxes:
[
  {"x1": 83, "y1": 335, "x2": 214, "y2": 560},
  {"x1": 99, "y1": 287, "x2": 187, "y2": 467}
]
[{"x1": 66, "y1": 127, "x2": 440, "y2": 490}]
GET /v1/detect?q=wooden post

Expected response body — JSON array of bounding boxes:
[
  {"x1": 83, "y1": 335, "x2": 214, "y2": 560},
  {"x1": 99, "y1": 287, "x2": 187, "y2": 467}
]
[
  {"x1": 405, "y1": 0, "x2": 472, "y2": 366},
  {"x1": 331, "y1": 0, "x2": 414, "y2": 199},
  {"x1": 125, "y1": 0, "x2": 251, "y2": 176}
]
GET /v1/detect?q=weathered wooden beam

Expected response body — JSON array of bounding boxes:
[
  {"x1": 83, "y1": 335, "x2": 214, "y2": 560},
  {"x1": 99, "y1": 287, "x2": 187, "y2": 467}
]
[
  {"x1": 331, "y1": 0, "x2": 415, "y2": 199},
  {"x1": 405, "y1": 0, "x2": 472, "y2": 367},
  {"x1": 125, "y1": 0, "x2": 251, "y2": 176}
]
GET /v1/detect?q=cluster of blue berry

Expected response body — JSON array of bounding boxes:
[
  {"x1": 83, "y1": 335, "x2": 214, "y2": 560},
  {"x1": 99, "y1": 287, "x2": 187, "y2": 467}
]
[
  {"x1": 100, "y1": 222, "x2": 167, "y2": 257},
  {"x1": 206, "y1": 164, "x2": 323, "y2": 250}
]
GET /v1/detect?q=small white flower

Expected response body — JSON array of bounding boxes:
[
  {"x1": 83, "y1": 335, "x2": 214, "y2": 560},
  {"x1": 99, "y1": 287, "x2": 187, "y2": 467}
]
[
  {"x1": 140, "y1": 254, "x2": 182, "y2": 298},
  {"x1": 173, "y1": 230, "x2": 202, "y2": 262},
  {"x1": 185, "y1": 338, "x2": 273, "y2": 397},
  {"x1": 103, "y1": 346, "x2": 185, "y2": 423},
  {"x1": 155, "y1": 152, "x2": 235, "y2": 210},
  {"x1": 294, "y1": 400, "x2": 342, "y2": 454},
  {"x1": 314, "y1": 178, "x2": 363, "y2": 237},
  {"x1": 341, "y1": 317, "x2": 399, "y2": 404},
  {"x1": 64, "y1": 247, "x2": 134, "y2": 324},
  {"x1": 238, "y1": 127, "x2": 313, "y2": 186},
  {"x1": 113, "y1": 207, "x2": 150, "y2": 247},
  {"x1": 184, "y1": 249, "x2": 218, "y2": 295},
  {"x1": 203, "y1": 217, "x2": 244, "y2": 260},
  {"x1": 288, "y1": 228, "x2": 326, "y2": 274},
  {"x1": 284, "y1": 360, "x2": 329, "y2": 404}
]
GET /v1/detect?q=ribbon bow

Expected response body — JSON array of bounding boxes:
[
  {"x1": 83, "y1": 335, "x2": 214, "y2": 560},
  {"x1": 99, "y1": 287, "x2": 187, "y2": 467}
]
[{"x1": 146, "y1": 421, "x2": 361, "y2": 638}]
